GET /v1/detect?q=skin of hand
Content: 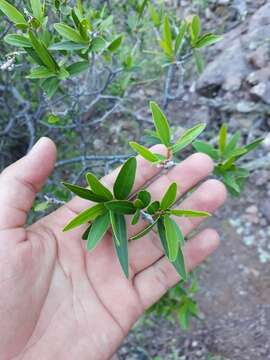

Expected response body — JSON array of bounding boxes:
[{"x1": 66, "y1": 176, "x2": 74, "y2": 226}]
[{"x1": 0, "y1": 137, "x2": 226, "y2": 360}]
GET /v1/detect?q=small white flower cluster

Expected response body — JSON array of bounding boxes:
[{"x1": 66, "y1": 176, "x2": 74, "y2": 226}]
[
  {"x1": 23, "y1": 7, "x2": 33, "y2": 21},
  {"x1": 0, "y1": 55, "x2": 16, "y2": 71}
]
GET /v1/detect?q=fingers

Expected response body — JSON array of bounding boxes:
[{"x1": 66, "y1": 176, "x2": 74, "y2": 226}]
[
  {"x1": 128, "y1": 152, "x2": 214, "y2": 236},
  {"x1": 134, "y1": 228, "x2": 220, "y2": 310},
  {"x1": 129, "y1": 179, "x2": 226, "y2": 274},
  {"x1": 62, "y1": 145, "x2": 167, "y2": 215},
  {"x1": 0, "y1": 138, "x2": 56, "y2": 230}
]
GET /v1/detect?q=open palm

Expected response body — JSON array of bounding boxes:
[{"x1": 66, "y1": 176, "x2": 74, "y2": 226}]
[{"x1": 0, "y1": 138, "x2": 226, "y2": 360}]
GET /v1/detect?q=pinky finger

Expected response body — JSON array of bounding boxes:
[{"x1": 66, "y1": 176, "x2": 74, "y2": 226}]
[{"x1": 134, "y1": 228, "x2": 220, "y2": 310}]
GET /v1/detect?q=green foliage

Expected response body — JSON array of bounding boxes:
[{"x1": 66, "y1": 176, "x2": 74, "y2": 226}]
[
  {"x1": 193, "y1": 125, "x2": 264, "y2": 196},
  {"x1": 130, "y1": 101, "x2": 206, "y2": 164}
]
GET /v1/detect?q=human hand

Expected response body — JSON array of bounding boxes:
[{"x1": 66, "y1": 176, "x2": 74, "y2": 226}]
[{"x1": 0, "y1": 138, "x2": 226, "y2": 360}]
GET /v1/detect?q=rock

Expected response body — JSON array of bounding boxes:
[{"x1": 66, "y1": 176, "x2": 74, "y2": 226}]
[
  {"x1": 196, "y1": 2, "x2": 270, "y2": 97},
  {"x1": 246, "y1": 205, "x2": 259, "y2": 214},
  {"x1": 246, "y1": 67, "x2": 270, "y2": 86},
  {"x1": 252, "y1": 170, "x2": 269, "y2": 186},
  {"x1": 242, "y1": 214, "x2": 260, "y2": 224},
  {"x1": 260, "y1": 200, "x2": 270, "y2": 222},
  {"x1": 262, "y1": 133, "x2": 270, "y2": 151},
  {"x1": 247, "y1": 44, "x2": 270, "y2": 69},
  {"x1": 250, "y1": 82, "x2": 270, "y2": 104}
]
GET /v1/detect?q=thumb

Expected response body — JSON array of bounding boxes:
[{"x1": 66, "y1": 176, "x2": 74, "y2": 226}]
[{"x1": 0, "y1": 137, "x2": 56, "y2": 230}]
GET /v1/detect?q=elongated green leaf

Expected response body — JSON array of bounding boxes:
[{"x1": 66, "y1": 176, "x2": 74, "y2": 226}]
[
  {"x1": 223, "y1": 173, "x2": 240, "y2": 194},
  {"x1": 167, "y1": 217, "x2": 185, "y2": 246},
  {"x1": 223, "y1": 131, "x2": 241, "y2": 158},
  {"x1": 147, "y1": 200, "x2": 160, "y2": 215},
  {"x1": 49, "y1": 41, "x2": 88, "y2": 51},
  {"x1": 195, "y1": 33, "x2": 222, "y2": 49},
  {"x1": 4, "y1": 34, "x2": 31, "y2": 47},
  {"x1": 0, "y1": 0, "x2": 27, "y2": 24},
  {"x1": 149, "y1": 3, "x2": 160, "y2": 27},
  {"x1": 41, "y1": 77, "x2": 59, "y2": 98},
  {"x1": 157, "y1": 218, "x2": 187, "y2": 280},
  {"x1": 175, "y1": 21, "x2": 187, "y2": 54},
  {"x1": 71, "y1": 9, "x2": 87, "y2": 40},
  {"x1": 178, "y1": 302, "x2": 189, "y2": 329},
  {"x1": 241, "y1": 137, "x2": 264, "y2": 156},
  {"x1": 172, "y1": 123, "x2": 206, "y2": 154},
  {"x1": 86, "y1": 172, "x2": 113, "y2": 201},
  {"x1": 131, "y1": 217, "x2": 159, "y2": 240},
  {"x1": 30, "y1": 0, "x2": 43, "y2": 22},
  {"x1": 66, "y1": 61, "x2": 89, "y2": 76},
  {"x1": 82, "y1": 224, "x2": 91, "y2": 240},
  {"x1": 219, "y1": 124, "x2": 227, "y2": 156},
  {"x1": 190, "y1": 15, "x2": 201, "y2": 43},
  {"x1": 107, "y1": 35, "x2": 123, "y2": 52},
  {"x1": 193, "y1": 48, "x2": 204, "y2": 74},
  {"x1": 113, "y1": 157, "x2": 137, "y2": 200},
  {"x1": 54, "y1": 23, "x2": 87, "y2": 44},
  {"x1": 63, "y1": 203, "x2": 106, "y2": 232},
  {"x1": 105, "y1": 200, "x2": 136, "y2": 214},
  {"x1": 131, "y1": 208, "x2": 141, "y2": 225},
  {"x1": 164, "y1": 215, "x2": 180, "y2": 261},
  {"x1": 192, "y1": 140, "x2": 219, "y2": 161},
  {"x1": 129, "y1": 141, "x2": 159, "y2": 162},
  {"x1": 137, "y1": 190, "x2": 151, "y2": 208},
  {"x1": 87, "y1": 212, "x2": 110, "y2": 250},
  {"x1": 160, "y1": 182, "x2": 177, "y2": 210},
  {"x1": 150, "y1": 101, "x2": 171, "y2": 146},
  {"x1": 170, "y1": 209, "x2": 210, "y2": 218},
  {"x1": 110, "y1": 212, "x2": 129, "y2": 278},
  {"x1": 28, "y1": 31, "x2": 59, "y2": 72},
  {"x1": 26, "y1": 66, "x2": 55, "y2": 79},
  {"x1": 62, "y1": 181, "x2": 108, "y2": 202},
  {"x1": 163, "y1": 15, "x2": 173, "y2": 56}
]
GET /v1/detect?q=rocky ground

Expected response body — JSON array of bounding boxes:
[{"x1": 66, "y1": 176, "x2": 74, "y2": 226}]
[{"x1": 115, "y1": 1, "x2": 270, "y2": 359}]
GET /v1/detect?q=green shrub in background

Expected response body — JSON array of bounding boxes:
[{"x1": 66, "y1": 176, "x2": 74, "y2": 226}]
[{"x1": 0, "y1": 0, "x2": 263, "y2": 330}]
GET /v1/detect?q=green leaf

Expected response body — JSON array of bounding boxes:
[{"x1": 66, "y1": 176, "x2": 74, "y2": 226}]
[
  {"x1": 192, "y1": 140, "x2": 219, "y2": 161},
  {"x1": 223, "y1": 173, "x2": 240, "y2": 194},
  {"x1": 195, "y1": 33, "x2": 223, "y2": 49},
  {"x1": 150, "y1": 101, "x2": 171, "y2": 146},
  {"x1": 157, "y1": 218, "x2": 187, "y2": 280},
  {"x1": 49, "y1": 41, "x2": 88, "y2": 51},
  {"x1": 129, "y1": 141, "x2": 160, "y2": 162},
  {"x1": 170, "y1": 209, "x2": 210, "y2": 218},
  {"x1": 62, "y1": 181, "x2": 109, "y2": 202},
  {"x1": 63, "y1": 203, "x2": 106, "y2": 232},
  {"x1": 190, "y1": 15, "x2": 201, "y2": 43},
  {"x1": 105, "y1": 200, "x2": 136, "y2": 214},
  {"x1": 41, "y1": 77, "x2": 59, "y2": 98},
  {"x1": 241, "y1": 137, "x2": 264, "y2": 156},
  {"x1": 113, "y1": 157, "x2": 137, "y2": 200},
  {"x1": 107, "y1": 35, "x2": 123, "y2": 52},
  {"x1": 90, "y1": 37, "x2": 106, "y2": 52},
  {"x1": 82, "y1": 224, "x2": 91, "y2": 240},
  {"x1": 149, "y1": 3, "x2": 160, "y2": 27},
  {"x1": 219, "y1": 124, "x2": 227, "y2": 156},
  {"x1": 54, "y1": 23, "x2": 87, "y2": 44},
  {"x1": 66, "y1": 61, "x2": 89, "y2": 77},
  {"x1": 0, "y1": 0, "x2": 27, "y2": 24},
  {"x1": 147, "y1": 200, "x2": 160, "y2": 215},
  {"x1": 34, "y1": 201, "x2": 49, "y2": 212},
  {"x1": 131, "y1": 217, "x2": 159, "y2": 240},
  {"x1": 167, "y1": 217, "x2": 185, "y2": 247},
  {"x1": 110, "y1": 212, "x2": 129, "y2": 278},
  {"x1": 131, "y1": 208, "x2": 141, "y2": 225},
  {"x1": 175, "y1": 21, "x2": 187, "y2": 54},
  {"x1": 160, "y1": 182, "x2": 177, "y2": 210},
  {"x1": 178, "y1": 302, "x2": 189, "y2": 329},
  {"x1": 164, "y1": 215, "x2": 180, "y2": 261},
  {"x1": 30, "y1": 0, "x2": 43, "y2": 22},
  {"x1": 137, "y1": 190, "x2": 151, "y2": 208},
  {"x1": 86, "y1": 212, "x2": 110, "y2": 250},
  {"x1": 26, "y1": 66, "x2": 55, "y2": 79},
  {"x1": 223, "y1": 131, "x2": 241, "y2": 159},
  {"x1": 4, "y1": 34, "x2": 31, "y2": 47},
  {"x1": 28, "y1": 31, "x2": 59, "y2": 72},
  {"x1": 86, "y1": 172, "x2": 113, "y2": 201},
  {"x1": 163, "y1": 15, "x2": 173, "y2": 56},
  {"x1": 71, "y1": 9, "x2": 87, "y2": 40},
  {"x1": 172, "y1": 123, "x2": 206, "y2": 154},
  {"x1": 193, "y1": 49, "x2": 204, "y2": 74}
]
